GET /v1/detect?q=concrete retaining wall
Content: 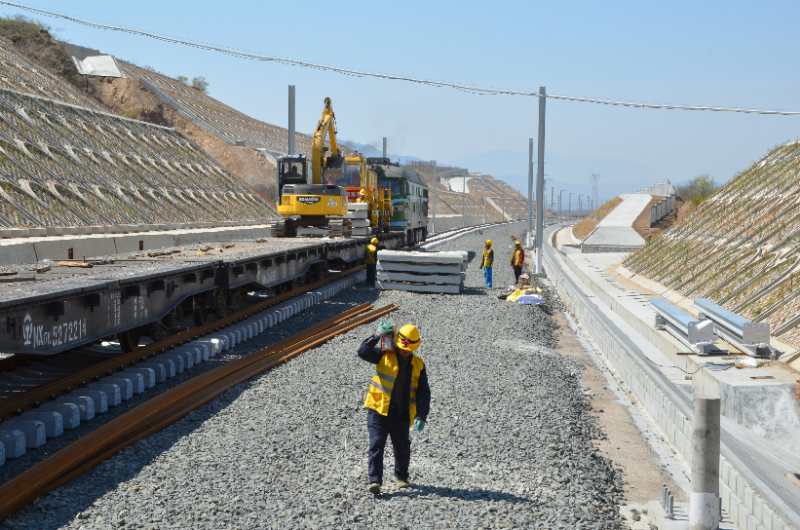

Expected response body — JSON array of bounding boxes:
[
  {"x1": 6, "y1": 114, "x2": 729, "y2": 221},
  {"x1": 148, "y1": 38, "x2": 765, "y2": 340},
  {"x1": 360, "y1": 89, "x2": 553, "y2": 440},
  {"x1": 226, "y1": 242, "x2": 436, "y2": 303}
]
[{"x1": 543, "y1": 239, "x2": 795, "y2": 530}]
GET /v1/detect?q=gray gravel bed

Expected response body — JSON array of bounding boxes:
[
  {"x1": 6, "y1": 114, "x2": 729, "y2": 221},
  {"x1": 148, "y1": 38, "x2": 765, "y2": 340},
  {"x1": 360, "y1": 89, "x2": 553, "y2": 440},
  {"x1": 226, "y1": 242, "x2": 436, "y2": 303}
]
[{"x1": 2, "y1": 222, "x2": 625, "y2": 529}]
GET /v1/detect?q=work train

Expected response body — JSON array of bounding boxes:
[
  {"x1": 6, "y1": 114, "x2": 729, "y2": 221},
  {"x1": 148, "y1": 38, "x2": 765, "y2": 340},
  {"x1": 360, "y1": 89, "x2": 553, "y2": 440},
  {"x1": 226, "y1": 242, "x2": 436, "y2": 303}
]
[{"x1": 372, "y1": 161, "x2": 429, "y2": 246}]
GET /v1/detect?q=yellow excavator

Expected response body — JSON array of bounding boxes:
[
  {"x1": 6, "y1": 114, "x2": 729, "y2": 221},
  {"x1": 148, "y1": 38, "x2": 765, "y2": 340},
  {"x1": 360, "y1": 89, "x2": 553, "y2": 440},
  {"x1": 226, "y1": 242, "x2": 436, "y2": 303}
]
[
  {"x1": 274, "y1": 97, "x2": 349, "y2": 237},
  {"x1": 274, "y1": 97, "x2": 392, "y2": 237}
]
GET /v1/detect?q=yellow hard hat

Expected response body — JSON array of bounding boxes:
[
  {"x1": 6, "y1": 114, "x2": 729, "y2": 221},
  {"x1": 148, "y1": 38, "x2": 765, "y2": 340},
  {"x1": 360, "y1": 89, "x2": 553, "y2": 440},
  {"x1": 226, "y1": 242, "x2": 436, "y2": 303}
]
[
  {"x1": 359, "y1": 188, "x2": 368, "y2": 195},
  {"x1": 485, "y1": 239, "x2": 492, "y2": 247},
  {"x1": 395, "y1": 323, "x2": 421, "y2": 353},
  {"x1": 515, "y1": 240, "x2": 522, "y2": 247},
  {"x1": 370, "y1": 237, "x2": 379, "y2": 245}
]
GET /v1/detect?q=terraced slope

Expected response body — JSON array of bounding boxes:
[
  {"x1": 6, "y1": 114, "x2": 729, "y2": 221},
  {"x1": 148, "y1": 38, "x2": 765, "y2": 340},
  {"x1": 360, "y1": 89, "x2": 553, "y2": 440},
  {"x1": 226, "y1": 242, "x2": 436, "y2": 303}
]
[
  {"x1": 119, "y1": 61, "x2": 311, "y2": 155},
  {"x1": 0, "y1": 38, "x2": 271, "y2": 230},
  {"x1": 624, "y1": 140, "x2": 800, "y2": 346}
]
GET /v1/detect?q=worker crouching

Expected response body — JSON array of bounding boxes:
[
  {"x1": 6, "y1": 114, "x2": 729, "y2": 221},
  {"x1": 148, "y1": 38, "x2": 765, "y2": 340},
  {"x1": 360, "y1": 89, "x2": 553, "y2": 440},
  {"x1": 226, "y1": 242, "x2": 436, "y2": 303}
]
[
  {"x1": 358, "y1": 321, "x2": 430, "y2": 495},
  {"x1": 366, "y1": 237, "x2": 378, "y2": 287}
]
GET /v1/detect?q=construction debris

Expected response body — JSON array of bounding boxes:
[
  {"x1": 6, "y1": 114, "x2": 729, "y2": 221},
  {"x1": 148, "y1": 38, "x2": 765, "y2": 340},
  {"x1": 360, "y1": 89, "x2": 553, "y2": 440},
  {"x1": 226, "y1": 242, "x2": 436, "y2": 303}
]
[
  {"x1": 347, "y1": 202, "x2": 371, "y2": 237},
  {"x1": 377, "y1": 250, "x2": 467, "y2": 294}
]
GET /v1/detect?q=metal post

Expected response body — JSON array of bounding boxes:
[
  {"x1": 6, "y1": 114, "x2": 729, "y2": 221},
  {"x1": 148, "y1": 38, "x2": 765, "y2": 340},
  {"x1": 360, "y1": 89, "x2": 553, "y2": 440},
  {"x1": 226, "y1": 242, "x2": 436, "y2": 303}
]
[
  {"x1": 463, "y1": 173, "x2": 467, "y2": 227},
  {"x1": 482, "y1": 197, "x2": 487, "y2": 224},
  {"x1": 568, "y1": 192, "x2": 573, "y2": 219},
  {"x1": 690, "y1": 398, "x2": 721, "y2": 530},
  {"x1": 287, "y1": 85, "x2": 296, "y2": 156},
  {"x1": 527, "y1": 137, "x2": 534, "y2": 238},
  {"x1": 382, "y1": 136, "x2": 387, "y2": 159},
  {"x1": 535, "y1": 87, "x2": 546, "y2": 273},
  {"x1": 550, "y1": 186, "x2": 555, "y2": 212},
  {"x1": 431, "y1": 161, "x2": 437, "y2": 234},
  {"x1": 558, "y1": 190, "x2": 564, "y2": 222},
  {"x1": 578, "y1": 195, "x2": 582, "y2": 216}
]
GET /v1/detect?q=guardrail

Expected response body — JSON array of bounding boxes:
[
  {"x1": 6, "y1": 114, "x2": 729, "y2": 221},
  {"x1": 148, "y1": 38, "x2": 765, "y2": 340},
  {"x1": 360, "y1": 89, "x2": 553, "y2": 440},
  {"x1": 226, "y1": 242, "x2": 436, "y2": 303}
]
[
  {"x1": 650, "y1": 298, "x2": 716, "y2": 354},
  {"x1": 694, "y1": 298, "x2": 775, "y2": 358}
]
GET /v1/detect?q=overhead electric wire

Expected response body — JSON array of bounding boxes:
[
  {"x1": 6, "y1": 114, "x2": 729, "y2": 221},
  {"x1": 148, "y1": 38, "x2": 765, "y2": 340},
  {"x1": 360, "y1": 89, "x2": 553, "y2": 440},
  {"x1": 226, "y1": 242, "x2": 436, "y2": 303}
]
[{"x1": 3, "y1": 1, "x2": 800, "y2": 116}]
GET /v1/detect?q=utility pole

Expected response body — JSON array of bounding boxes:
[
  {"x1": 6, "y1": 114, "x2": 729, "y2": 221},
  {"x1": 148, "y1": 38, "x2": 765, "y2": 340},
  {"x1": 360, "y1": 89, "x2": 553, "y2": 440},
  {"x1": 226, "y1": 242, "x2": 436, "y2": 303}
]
[
  {"x1": 558, "y1": 189, "x2": 565, "y2": 222},
  {"x1": 550, "y1": 185, "x2": 555, "y2": 212},
  {"x1": 287, "y1": 85, "x2": 296, "y2": 156},
  {"x1": 527, "y1": 137, "x2": 534, "y2": 242},
  {"x1": 462, "y1": 173, "x2": 467, "y2": 228},
  {"x1": 592, "y1": 174, "x2": 599, "y2": 212},
  {"x1": 534, "y1": 86, "x2": 546, "y2": 274},
  {"x1": 382, "y1": 136, "x2": 387, "y2": 159},
  {"x1": 690, "y1": 394, "x2": 721, "y2": 530},
  {"x1": 431, "y1": 161, "x2": 437, "y2": 234},
  {"x1": 578, "y1": 195, "x2": 582, "y2": 216},
  {"x1": 568, "y1": 192, "x2": 573, "y2": 219}
]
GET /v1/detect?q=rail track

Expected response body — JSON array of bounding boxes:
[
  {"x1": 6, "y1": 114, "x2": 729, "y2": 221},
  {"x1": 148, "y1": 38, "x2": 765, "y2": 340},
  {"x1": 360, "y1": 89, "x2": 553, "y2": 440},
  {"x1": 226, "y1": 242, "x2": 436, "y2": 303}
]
[{"x1": 0, "y1": 295, "x2": 396, "y2": 519}]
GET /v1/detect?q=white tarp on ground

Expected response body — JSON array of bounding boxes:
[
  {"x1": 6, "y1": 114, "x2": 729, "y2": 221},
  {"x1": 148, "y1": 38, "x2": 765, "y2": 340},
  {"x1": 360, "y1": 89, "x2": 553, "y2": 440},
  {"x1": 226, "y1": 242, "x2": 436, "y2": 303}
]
[
  {"x1": 582, "y1": 193, "x2": 651, "y2": 250},
  {"x1": 71, "y1": 55, "x2": 123, "y2": 77}
]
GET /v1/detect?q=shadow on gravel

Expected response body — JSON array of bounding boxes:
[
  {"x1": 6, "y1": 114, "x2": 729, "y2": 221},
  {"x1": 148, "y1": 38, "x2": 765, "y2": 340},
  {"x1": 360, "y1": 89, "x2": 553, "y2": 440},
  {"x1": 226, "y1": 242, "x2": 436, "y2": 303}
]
[{"x1": 387, "y1": 484, "x2": 531, "y2": 504}]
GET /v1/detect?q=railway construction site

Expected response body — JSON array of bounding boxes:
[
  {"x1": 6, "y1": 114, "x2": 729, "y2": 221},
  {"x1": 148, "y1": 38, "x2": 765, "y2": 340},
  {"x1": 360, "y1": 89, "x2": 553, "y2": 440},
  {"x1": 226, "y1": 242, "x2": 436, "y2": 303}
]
[{"x1": 0, "y1": 5, "x2": 796, "y2": 530}]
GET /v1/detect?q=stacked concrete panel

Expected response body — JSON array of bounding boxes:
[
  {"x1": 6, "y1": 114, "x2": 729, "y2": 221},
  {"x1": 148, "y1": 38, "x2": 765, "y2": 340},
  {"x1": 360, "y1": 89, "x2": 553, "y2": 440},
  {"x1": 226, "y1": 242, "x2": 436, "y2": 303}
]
[
  {"x1": 120, "y1": 61, "x2": 312, "y2": 154},
  {"x1": 624, "y1": 140, "x2": 800, "y2": 348},
  {"x1": 347, "y1": 202, "x2": 371, "y2": 236},
  {"x1": 377, "y1": 250, "x2": 467, "y2": 294}
]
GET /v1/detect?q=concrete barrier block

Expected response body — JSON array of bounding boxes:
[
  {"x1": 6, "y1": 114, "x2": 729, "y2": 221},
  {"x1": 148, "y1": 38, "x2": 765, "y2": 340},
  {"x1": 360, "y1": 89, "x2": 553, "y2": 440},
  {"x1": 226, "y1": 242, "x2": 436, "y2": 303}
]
[
  {"x1": 123, "y1": 367, "x2": 156, "y2": 389},
  {"x1": 39, "y1": 401, "x2": 80, "y2": 430},
  {"x1": 5, "y1": 419, "x2": 46, "y2": 447},
  {"x1": 89, "y1": 382, "x2": 122, "y2": 406},
  {"x1": 139, "y1": 361, "x2": 168, "y2": 383},
  {"x1": 0, "y1": 428, "x2": 26, "y2": 458},
  {"x1": 175, "y1": 348, "x2": 195, "y2": 370},
  {"x1": 64, "y1": 391, "x2": 98, "y2": 419},
  {"x1": 20, "y1": 410, "x2": 63, "y2": 438},
  {"x1": 103, "y1": 375, "x2": 135, "y2": 399}
]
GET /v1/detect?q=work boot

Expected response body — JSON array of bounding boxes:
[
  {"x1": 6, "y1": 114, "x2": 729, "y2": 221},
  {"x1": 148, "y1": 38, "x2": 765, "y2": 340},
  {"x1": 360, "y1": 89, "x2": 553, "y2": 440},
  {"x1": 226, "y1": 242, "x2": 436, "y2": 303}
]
[
  {"x1": 395, "y1": 476, "x2": 410, "y2": 489},
  {"x1": 368, "y1": 482, "x2": 381, "y2": 495}
]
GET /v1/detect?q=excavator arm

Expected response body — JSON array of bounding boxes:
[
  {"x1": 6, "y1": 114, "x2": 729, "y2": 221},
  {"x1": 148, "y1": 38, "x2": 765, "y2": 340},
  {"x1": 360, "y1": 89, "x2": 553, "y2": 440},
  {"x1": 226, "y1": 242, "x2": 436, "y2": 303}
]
[{"x1": 311, "y1": 97, "x2": 341, "y2": 184}]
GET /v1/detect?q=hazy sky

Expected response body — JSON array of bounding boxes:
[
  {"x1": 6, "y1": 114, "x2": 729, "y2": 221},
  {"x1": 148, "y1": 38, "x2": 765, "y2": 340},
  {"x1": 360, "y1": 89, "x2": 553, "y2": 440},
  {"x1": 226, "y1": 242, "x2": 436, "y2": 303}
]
[{"x1": 6, "y1": 0, "x2": 800, "y2": 201}]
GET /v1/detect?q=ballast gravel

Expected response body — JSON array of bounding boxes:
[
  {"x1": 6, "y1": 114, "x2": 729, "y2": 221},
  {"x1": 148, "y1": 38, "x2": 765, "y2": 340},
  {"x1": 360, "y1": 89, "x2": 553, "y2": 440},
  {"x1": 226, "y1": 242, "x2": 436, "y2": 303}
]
[{"x1": 3, "y1": 221, "x2": 625, "y2": 530}]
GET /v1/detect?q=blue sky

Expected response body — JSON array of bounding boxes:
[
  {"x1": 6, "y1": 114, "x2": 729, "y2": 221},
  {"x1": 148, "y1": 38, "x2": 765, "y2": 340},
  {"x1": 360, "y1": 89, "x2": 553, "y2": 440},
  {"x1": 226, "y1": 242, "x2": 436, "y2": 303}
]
[{"x1": 5, "y1": 1, "x2": 800, "y2": 201}]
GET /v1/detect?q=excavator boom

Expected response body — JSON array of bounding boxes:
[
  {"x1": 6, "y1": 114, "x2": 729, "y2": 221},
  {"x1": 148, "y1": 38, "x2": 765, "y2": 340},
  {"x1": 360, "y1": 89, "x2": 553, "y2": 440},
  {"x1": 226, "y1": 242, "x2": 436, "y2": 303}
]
[{"x1": 311, "y1": 97, "x2": 340, "y2": 184}]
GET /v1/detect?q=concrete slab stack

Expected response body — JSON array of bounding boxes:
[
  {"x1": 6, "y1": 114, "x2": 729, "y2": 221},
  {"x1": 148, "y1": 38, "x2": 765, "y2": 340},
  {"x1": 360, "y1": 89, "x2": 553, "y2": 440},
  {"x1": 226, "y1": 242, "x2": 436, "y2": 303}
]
[
  {"x1": 377, "y1": 250, "x2": 467, "y2": 294},
  {"x1": 347, "y1": 203, "x2": 372, "y2": 237}
]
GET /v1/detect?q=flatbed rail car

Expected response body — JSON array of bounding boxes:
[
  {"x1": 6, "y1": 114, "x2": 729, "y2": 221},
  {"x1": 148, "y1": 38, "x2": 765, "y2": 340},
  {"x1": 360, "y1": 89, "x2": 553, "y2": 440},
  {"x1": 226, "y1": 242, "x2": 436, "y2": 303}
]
[
  {"x1": 0, "y1": 234, "x2": 404, "y2": 356},
  {"x1": 373, "y1": 162, "x2": 429, "y2": 246}
]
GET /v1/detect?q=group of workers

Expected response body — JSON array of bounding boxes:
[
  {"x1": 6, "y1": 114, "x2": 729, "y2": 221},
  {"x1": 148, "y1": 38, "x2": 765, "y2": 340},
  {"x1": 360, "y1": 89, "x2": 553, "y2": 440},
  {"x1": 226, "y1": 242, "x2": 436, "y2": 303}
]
[{"x1": 479, "y1": 237, "x2": 525, "y2": 288}]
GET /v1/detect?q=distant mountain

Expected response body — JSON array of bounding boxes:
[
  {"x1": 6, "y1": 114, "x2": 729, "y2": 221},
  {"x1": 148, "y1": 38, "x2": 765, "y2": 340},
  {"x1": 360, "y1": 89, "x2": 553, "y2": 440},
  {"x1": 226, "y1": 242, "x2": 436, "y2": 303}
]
[{"x1": 340, "y1": 139, "x2": 422, "y2": 165}]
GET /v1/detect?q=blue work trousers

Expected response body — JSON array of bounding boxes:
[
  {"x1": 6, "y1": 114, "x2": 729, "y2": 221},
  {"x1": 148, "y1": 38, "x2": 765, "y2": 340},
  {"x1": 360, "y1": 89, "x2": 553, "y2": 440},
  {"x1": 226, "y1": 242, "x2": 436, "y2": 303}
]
[
  {"x1": 367, "y1": 410, "x2": 410, "y2": 484},
  {"x1": 483, "y1": 266, "x2": 493, "y2": 288}
]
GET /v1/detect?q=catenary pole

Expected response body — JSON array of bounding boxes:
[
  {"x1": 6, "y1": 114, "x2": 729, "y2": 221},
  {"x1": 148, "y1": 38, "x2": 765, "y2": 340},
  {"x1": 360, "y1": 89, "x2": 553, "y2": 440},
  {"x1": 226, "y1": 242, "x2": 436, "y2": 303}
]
[{"x1": 535, "y1": 86, "x2": 546, "y2": 274}]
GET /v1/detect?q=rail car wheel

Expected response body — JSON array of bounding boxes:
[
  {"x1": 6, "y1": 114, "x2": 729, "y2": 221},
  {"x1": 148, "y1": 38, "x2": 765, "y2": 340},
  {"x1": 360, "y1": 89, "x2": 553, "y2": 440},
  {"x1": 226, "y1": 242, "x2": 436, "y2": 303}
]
[{"x1": 119, "y1": 328, "x2": 144, "y2": 353}]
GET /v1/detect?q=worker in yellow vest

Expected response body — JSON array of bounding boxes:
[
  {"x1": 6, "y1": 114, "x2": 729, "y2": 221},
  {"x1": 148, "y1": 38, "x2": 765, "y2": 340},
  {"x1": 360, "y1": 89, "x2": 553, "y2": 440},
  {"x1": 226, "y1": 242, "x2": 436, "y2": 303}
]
[
  {"x1": 479, "y1": 239, "x2": 494, "y2": 288},
  {"x1": 365, "y1": 237, "x2": 379, "y2": 287},
  {"x1": 358, "y1": 321, "x2": 430, "y2": 495},
  {"x1": 511, "y1": 239, "x2": 525, "y2": 284}
]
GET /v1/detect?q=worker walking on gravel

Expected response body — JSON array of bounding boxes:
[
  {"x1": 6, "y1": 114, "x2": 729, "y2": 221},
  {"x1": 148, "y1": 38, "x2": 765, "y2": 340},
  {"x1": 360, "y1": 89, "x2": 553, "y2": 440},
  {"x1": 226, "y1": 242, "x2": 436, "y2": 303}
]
[
  {"x1": 511, "y1": 239, "x2": 525, "y2": 284},
  {"x1": 358, "y1": 321, "x2": 430, "y2": 495},
  {"x1": 365, "y1": 237, "x2": 378, "y2": 287},
  {"x1": 479, "y1": 239, "x2": 494, "y2": 288}
]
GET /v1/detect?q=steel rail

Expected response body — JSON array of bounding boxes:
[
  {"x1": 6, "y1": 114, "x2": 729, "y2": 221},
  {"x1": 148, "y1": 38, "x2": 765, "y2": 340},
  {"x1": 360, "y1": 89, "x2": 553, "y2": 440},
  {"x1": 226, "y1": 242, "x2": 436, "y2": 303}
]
[
  {"x1": 0, "y1": 303, "x2": 397, "y2": 520},
  {"x1": 0, "y1": 266, "x2": 364, "y2": 421}
]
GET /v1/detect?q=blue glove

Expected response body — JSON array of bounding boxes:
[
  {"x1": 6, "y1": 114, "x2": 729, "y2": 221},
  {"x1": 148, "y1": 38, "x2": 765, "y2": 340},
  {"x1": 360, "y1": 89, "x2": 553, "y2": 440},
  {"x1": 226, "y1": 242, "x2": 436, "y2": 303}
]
[
  {"x1": 376, "y1": 320, "x2": 394, "y2": 336},
  {"x1": 413, "y1": 418, "x2": 425, "y2": 432}
]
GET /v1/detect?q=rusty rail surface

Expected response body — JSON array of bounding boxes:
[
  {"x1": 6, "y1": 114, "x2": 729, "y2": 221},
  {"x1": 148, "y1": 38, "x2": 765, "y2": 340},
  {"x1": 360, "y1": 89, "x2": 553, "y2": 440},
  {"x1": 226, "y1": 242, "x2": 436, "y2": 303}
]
[
  {"x1": 0, "y1": 302, "x2": 397, "y2": 520},
  {"x1": 0, "y1": 266, "x2": 364, "y2": 421}
]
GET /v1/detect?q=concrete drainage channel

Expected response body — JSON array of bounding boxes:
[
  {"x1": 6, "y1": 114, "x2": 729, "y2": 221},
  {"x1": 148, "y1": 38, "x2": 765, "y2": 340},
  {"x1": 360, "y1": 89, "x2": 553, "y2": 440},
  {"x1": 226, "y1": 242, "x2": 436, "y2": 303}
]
[{"x1": 0, "y1": 271, "x2": 366, "y2": 465}]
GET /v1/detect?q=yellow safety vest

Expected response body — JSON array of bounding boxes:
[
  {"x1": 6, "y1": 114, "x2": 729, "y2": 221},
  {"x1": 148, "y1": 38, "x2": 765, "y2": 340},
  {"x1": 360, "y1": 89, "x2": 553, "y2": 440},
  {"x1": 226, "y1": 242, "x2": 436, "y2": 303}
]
[
  {"x1": 481, "y1": 248, "x2": 494, "y2": 268},
  {"x1": 366, "y1": 244, "x2": 378, "y2": 265},
  {"x1": 364, "y1": 350, "x2": 424, "y2": 426}
]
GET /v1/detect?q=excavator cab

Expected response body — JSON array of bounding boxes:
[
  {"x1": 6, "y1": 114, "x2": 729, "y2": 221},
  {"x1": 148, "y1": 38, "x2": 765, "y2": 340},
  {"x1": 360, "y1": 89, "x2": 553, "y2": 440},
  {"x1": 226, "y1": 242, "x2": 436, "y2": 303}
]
[{"x1": 278, "y1": 155, "x2": 308, "y2": 193}]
